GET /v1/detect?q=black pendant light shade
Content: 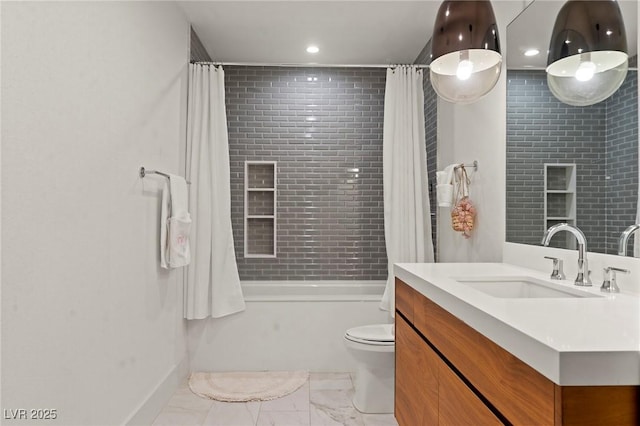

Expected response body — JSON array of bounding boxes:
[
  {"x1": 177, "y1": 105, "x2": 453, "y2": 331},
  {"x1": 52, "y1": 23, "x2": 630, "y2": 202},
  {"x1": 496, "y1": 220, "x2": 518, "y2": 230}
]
[
  {"x1": 430, "y1": 0, "x2": 502, "y2": 104},
  {"x1": 546, "y1": 0, "x2": 628, "y2": 106}
]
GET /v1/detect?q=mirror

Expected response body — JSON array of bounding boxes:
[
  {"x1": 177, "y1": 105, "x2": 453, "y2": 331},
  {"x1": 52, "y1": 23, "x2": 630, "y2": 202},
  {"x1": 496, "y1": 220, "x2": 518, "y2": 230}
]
[{"x1": 506, "y1": 0, "x2": 639, "y2": 256}]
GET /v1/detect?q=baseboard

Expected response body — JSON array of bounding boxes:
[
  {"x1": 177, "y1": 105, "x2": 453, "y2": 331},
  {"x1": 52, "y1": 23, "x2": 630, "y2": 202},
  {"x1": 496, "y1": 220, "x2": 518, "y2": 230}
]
[{"x1": 124, "y1": 356, "x2": 190, "y2": 426}]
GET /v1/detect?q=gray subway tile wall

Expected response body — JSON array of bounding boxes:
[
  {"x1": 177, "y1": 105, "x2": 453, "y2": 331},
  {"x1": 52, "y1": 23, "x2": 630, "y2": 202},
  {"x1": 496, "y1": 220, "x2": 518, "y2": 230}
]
[
  {"x1": 423, "y1": 72, "x2": 438, "y2": 257},
  {"x1": 506, "y1": 70, "x2": 607, "y2": 252},
  {"x1": 546, "y1": 166, "x2": 569, "y2": 190},
  {"x1": 226, "y1": 67, "x2": 388, "y2": 280},
  {"x1": 246, "y1": 218, "x2": 275, "y2": 256},
  {"x1": 507, "y1": 67, "x2": 639, "y2": 255},
  {"x1": 605, "y1": 62, "x2": 638, "y2": 255},
  {"x1": 546, "y1": 193, "x2": 570, "y2": 217},
  {"x1": 247, "y1": 163, "x2": 276, "y2": 188},
  {"x1": 247, "y1": 192, "x2": 274, "y2": 216}
]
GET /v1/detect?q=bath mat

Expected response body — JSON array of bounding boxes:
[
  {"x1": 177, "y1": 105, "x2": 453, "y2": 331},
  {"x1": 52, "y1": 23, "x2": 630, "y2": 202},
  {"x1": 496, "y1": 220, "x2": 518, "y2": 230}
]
[{"x1": 188, "y1": 370, "x2": 309, "y2": 402}]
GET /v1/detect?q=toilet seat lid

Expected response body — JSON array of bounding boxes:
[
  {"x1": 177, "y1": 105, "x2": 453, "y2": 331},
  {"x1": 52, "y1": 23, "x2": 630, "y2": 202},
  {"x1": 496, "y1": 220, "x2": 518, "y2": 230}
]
[{"x1": 345, "y1": 324, "x2": 394, "y2": 345}]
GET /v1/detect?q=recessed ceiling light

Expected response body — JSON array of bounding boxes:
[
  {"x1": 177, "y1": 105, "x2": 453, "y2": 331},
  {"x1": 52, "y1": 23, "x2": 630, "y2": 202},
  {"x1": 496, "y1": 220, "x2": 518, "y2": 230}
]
[
  {"x1": 306, "y1": 45, "x2": 319, "y2": 54},
  {"x1": 524, "y1": 49, "x2": 540, "y2": 57}
]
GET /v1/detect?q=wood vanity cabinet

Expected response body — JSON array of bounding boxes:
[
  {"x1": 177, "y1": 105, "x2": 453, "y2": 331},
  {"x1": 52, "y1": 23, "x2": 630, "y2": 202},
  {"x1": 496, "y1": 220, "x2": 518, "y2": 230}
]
[
  {"x1": 394, "y1": 278, "x2": 640, "y2": 426},
  {"x1": 396, "y1": 315, "x2": 438, "y2": 425}
]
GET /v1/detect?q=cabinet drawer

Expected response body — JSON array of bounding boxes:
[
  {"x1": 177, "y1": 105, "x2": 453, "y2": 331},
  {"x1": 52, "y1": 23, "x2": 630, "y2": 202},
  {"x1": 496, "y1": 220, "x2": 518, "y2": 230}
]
[
  {"x1": 395, "y1": 278, "x2": 416, "y2": 323},
  {"x1": 414, "y1": 292, "x2": 555, "y2": 425},
  {"x1": 439, "y1": 359, "x2": 503, "y2": 426}
]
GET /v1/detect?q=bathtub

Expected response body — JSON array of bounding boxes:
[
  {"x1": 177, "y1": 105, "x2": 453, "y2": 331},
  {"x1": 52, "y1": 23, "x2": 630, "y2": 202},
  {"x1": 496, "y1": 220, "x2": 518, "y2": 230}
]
[
  {"x1": 241, "y1": 280, "x2": 386, "y2": 301},
  {"x1": 187, "y1": 281, "x2": 391, "y2": 372}
]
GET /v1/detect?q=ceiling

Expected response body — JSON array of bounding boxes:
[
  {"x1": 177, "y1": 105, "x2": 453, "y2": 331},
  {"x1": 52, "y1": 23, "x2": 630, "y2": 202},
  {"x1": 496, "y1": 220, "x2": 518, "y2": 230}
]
[
  {"x1": 179, "y1": 1, "x2": 639, "y2": 68},
  {"x1": 507, "y1": 0, "x2": 638, "y2": 69},
  {"x1": 179, "y1": 1, "x2": 441, "y2": 65}
]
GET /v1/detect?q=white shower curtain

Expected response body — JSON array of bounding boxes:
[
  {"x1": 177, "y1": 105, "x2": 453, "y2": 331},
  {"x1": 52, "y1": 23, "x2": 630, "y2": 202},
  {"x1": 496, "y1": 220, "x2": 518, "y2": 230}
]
[
  {"x1": 380, "y1": 66, "x2": 435, "y2": 315},
  {"x1": 185, "y1": 64, "x2": 245, "y2": 319}
]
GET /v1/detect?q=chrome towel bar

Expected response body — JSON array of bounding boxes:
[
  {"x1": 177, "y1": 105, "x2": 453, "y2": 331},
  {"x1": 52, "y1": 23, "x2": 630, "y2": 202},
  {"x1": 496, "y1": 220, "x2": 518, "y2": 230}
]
[
  {"x1": 454, "y1": 160, "x2": 478, "y2": 172},
  {"x1": 139, "y1": 166, "x2": 191, "y2": 184}
]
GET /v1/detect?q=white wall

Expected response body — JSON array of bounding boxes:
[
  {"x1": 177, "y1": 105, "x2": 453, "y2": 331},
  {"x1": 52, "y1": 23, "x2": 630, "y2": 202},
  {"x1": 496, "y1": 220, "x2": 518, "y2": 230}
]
[
  {"x1": 436, "y1": 2, "x2": 528, "y2": 262},
  {"x1": 1, "y1": 3, "x2": 189, "y2": 425}
]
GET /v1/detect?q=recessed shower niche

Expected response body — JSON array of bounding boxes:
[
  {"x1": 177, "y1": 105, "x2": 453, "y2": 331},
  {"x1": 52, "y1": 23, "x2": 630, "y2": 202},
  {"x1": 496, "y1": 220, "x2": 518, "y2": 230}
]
[
  {"x1": 544, "y1": 164, "x2": 577, "y2": 249},
  {"x1": 244, "y1": 161, "x2": 277, "y2": 258}
]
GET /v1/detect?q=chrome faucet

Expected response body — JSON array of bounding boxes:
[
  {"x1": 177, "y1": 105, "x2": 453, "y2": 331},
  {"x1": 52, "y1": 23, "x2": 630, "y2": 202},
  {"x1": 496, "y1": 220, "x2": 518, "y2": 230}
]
[
  {"x1": 541, "y1": 223, "x2": 591, "y2": 286},
  {"x1": 601, "y1": 266, "x2": 629, "y2": 293},
  {"x1": 543, "y1": 256, "x2": 565, "y2": 280},
  {"x1": 618, "y1": 224, "x2": 640, "y2": 256}
]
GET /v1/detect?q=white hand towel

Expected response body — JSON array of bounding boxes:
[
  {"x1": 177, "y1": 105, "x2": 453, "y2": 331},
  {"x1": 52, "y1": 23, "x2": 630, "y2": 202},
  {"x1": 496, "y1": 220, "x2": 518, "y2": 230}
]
[
  {"x1": 160, "y1": 181, "x2": 170, "y2": 269},
  {"x1": 436, "y1": 164, "x2": 456, "y2": 207},
  {"x1": 168, "y1": 175, "x2": 191, "y2": 268},
  {"x1": 159, "y1": 176, "x2": 192, "y2": 269},
  {"x1": 168, "y1": 214, "x2": 191, "y2": 267}
]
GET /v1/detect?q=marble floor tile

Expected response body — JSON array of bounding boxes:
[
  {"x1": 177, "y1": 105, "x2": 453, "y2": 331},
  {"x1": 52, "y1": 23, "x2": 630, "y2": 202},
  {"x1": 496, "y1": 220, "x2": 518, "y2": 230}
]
[
  {"x1": 152, "y1": 407, "x2": 210, "y2": 426},
  {"x1": 154, "y1": 373, "x2": 399, "y2": 426},
  {"x1": 202, "y1": 401, "x2": 261, "y2": 426},
  {"x1": 361, "y1": 413, "x2": 398, "y2": 426},
  {"x1": 309, "y1": 372, "x2": 352, "y2": 381},
  {"x1": 166, "y1": 383, "x2": 215, "y2": 412},
  {"x1": 256, "y1": 410, "x2": 311, "y2": 426},
  {"x1": 153, "y1": 383, "x2": 215, "y2": 426},
  {"x1": 309, "y1": 402, "x2": 364, "y2": 426},
  {"x1": 310, "y1": 388, "x2": 364, "y2": 426},
  {"x1": 309, "y1": 375, "x2": 353, "y2": 391},
  {"x1": 260, "y1": 383, "x2": 310, "y2": 412},
  {"x1": 310, "y1": 388, "x2": 355, "y2": 410}
]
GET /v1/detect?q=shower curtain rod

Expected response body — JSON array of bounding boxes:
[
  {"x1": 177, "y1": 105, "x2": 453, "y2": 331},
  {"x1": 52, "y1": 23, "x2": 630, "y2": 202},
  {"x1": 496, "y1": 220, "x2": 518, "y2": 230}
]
[
  {"x1": 190, "y1": 62, "x2": 640, "y2": 71},
  {"x1": 193, "y1": 61, "x2": 430, "y2": 69}
]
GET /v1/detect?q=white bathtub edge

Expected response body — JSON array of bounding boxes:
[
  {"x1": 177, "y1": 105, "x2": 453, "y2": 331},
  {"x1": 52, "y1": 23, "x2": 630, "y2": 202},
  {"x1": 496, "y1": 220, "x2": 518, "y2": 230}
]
[{"x1": 241, "y1": 280, "x2": 386, "y2": 302}]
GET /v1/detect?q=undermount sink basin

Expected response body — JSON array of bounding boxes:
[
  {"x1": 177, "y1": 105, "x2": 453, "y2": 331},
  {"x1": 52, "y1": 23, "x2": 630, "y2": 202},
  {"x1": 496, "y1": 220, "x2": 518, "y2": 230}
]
[{"x1": 454, "y1": 276, "x2": 600, "y2": 299}]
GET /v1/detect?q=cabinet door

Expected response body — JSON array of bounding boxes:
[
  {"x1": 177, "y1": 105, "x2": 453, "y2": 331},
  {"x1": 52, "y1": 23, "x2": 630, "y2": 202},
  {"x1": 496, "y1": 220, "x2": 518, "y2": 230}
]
[
  {"x1": 414, "y1": 294, "x2": 554, "y2": 425},
  {"x1": 395, "y1": 315, "x2": 438, "y2": 426},
  {"x1": 439, "y1": 361, "x2": 503, "y2": 426}
]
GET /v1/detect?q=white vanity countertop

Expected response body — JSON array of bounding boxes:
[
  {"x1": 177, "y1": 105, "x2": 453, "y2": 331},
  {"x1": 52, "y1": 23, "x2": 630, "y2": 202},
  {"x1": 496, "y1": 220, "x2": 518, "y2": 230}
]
[{"x1": 395, "y1": 262, "x2": 640, "y2": 386}]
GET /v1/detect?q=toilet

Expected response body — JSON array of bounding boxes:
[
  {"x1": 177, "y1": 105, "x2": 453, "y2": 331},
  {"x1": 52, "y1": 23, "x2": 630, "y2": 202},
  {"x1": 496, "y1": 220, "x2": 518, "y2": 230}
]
[{"x1": 344, "y1": 324, "x2": 395, "y2": 414}]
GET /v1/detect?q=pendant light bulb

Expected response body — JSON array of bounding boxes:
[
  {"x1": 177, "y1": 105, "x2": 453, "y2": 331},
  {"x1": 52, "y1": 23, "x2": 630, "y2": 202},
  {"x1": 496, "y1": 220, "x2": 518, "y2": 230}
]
[
  {"x1": 456, "y1": 60, "x2": 473, "y2": 80},
  {"x1": 456, "y1": 51, "x2": 473, "y2": 80},
  {"x1": 429, "y1": 0, "x2": 502, "y2": 104},
  {"x1": 574, "y1": 59, "x2": 596, "y2": 82},
  {"x1": 546, "y1": 0, "x2": 628, "y2": 106}
]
